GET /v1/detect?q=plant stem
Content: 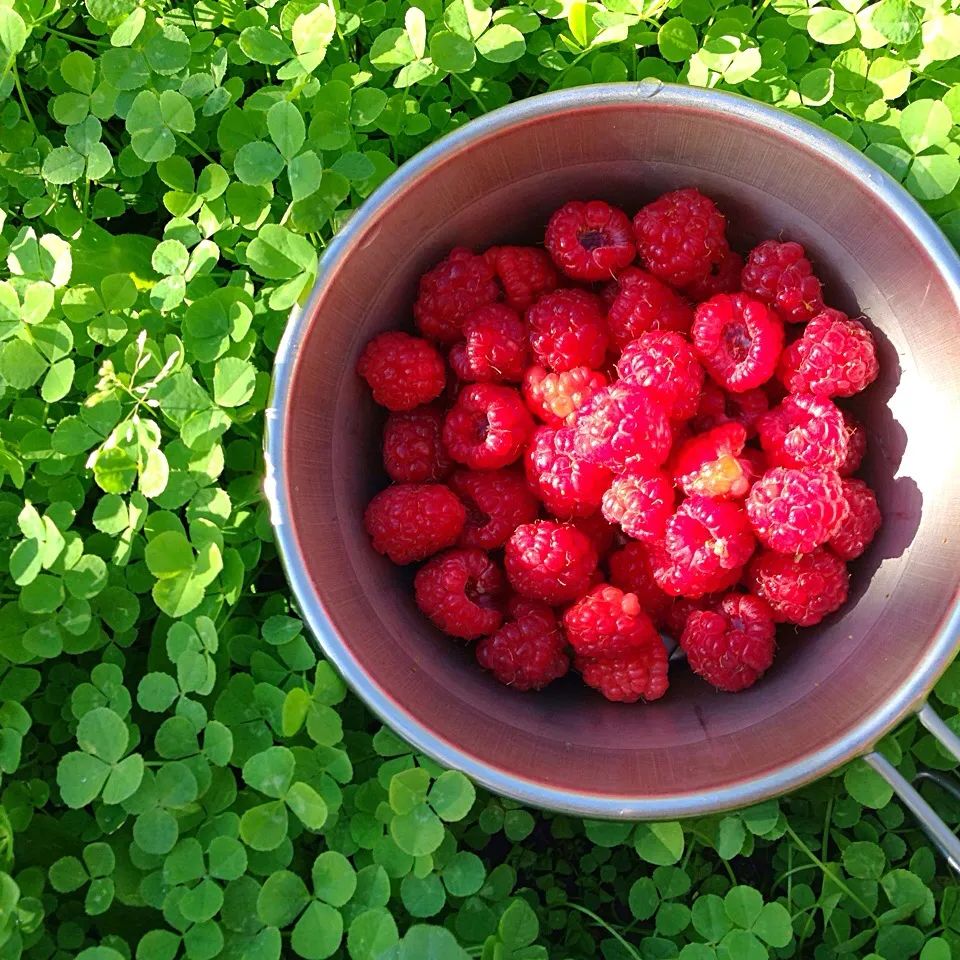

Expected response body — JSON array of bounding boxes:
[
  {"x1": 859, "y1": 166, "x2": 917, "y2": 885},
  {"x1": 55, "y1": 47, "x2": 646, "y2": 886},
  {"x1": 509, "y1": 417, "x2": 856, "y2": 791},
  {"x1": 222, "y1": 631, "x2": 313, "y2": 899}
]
[{"x1": 558, "y1": 902, "x2": 642, "y2": 960}]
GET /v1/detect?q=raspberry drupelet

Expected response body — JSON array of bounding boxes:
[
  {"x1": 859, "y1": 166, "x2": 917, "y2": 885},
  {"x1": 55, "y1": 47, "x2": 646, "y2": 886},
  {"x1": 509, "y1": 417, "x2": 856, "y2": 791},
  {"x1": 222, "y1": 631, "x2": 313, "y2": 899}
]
[
  {"x1": 357, "y1": 331, "x2": 446, "y2": 411},
  {"x1": 747, "y1": 547, "x2": 849, "y2": 626},
  {"x1": 757, "y1": 393, "x2": 849, "y2": 471},
  {"x1": 525, "y1": 426, "x2": 613, "y2": 518},
  {"x1": 741, "y1": 239, "x2": 824, "y2": 324},
  {"x1": 414, "y1": 247, "x2": 501, "y2": 343},
  {"x1": 692, "y1": 379, "x2": 769, "y2": 437},
  {"x1": 605, "y1": 267, "x2": 694, "y2": 349},
  {"x1": 449, "y1": 304, "x2": 528, "y2": 383},
  {"x1": 681, "y1": 593, "x2": 777, "y2": 692},
  {"x1": 608, "y1": 541, "x2": 673, "y2": 628},
  {"x1": 525, "y1": 289, "x2": 609, "y2": 372},
  {"x1": 443, "y1": 384, "x2": 534, "y2": 471},
  {"x1": 484, "y1": 245, "x2": 558, "y2": 311},
  {"x1": 669, "y1": 422, "x2": 753, "y2": 500},
  {"x1": 601, "y1": 465, "x2": 675, "y2": 543},
  {"x1": 415, "y1": 548, "x2": 506, "y2": 639},
  {"x1": 364, "y1": 483, "x2": 465, "y2": 565},
  {"x1": 686, "y1": 248, "x2": 744, "y2": 301},
  {"x1": 505, "y1": 520, "x2": 599, "y2": 605},
  {"x1": 745, "y1": 466, "x2": 849, "y2": 555},
  {"x1": 522, "y1": 364, "x2": 608, "y2": 427},
  {"x1": 448, "y1": 468, "x2": 539, "y2": 551},
  {"x1": 829, "y1": 478, "x2": 882, "y2": 561},
  {"x1": 692, "y1": 293, "x2": 784, "y2": 393},
  {"x1": 563, "y1": 584, "x2": 661, "y2": 658},
  {"x1": 616, "y1": 331, "x2": 705, "y2": 421},
  {"x1": 544, "y1": 200, "x2": 636, "y2": 282},
  {"x1": 476, "y1": 596, "x2": 569, "y2": 691},
  {"x1": 633, "y1": 188, "x2": 729, "y2": 288},
  {"x1": 382, "y1": 406, "x2": 453, "y2": 483},
  {"x1": 576, "y1": 644, "x2": 669, "y2": 702}
]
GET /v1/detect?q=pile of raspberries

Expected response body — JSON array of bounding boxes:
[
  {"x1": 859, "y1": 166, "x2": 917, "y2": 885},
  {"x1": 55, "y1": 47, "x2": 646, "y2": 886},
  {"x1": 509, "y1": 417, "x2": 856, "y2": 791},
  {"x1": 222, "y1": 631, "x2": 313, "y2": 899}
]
[{"x1": 357, "y1": 190, "x2": 881, "y2": 703}]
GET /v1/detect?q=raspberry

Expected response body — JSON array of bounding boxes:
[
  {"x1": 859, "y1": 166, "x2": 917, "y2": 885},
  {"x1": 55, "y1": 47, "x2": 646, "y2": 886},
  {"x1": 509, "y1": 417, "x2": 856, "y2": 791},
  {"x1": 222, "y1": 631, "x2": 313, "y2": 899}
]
[
  {"x1": 651, "y1": 496, "x2": 756, "y2": 598},
  {"x1": 616, "y1": 332, "x2": 705, "y2": 421},
  {"x1": 563, "y1": 584, "x2": 660, "y2": 658},
  {"x1": 608, "y1": 542, "x2": 673, "y2": 627},
  {"x1": 522, "y1": 364, "x2": 608, "y2": 427},
  {"x1": 741, "y1": 240, "x2": 824, "y2": 324},
  {"x1": 382, "y1": 406, "x2": 453, "y2": 483},
  {"x1": 839, "y1": 412, "x2": 866, "y2": 477},
  {"x1": 576, "y1": 645, "x2": 669, "y2": 702},
  {"x1": 448, "y1": 468, "x2": 539, "y2": 551},
  {"x1": 757, "y1": 394, "x2": 848, "y2": 470},
  {"x1": 414, "y1": 247, "x2": 501, "y2": 343},
  {"x1": 476, "y1": 597, "x2": 569, "y2": 690},
  {"x1": 830, "y1": 478, "x2": 881, "y2": 561},
  {"x1": 415, "y1": 548, "x2": 506, "y2": 638},
  {"x1": 365, "y1": 483, "x2": 465, "y2": 564},
  {"x1": 692, "y1": 293, "x2": 784, "y2": 393},
  {"x1": 601, "y1": 466, "x2": 675, "y2": 543},
  {"x1": 449, "y1": 305, "x2": 528, "y2": 383},
  {"x1": 443, "y1": 384, "x2": 534, "y2": 470},
  {"x1": 633, "y1": 188, "x2": 729, "y2": 288},
  {"x1": 692, "y1": 379, "x2": 769, "y2": 437},
  {"x1": 525, "y1": 426, "x2": 613, "y2": 518},
  {"x1": 665, "y1": 594, "x2": 722, "y2": 638},
  {"x1": 574, "y1": 382, "x2": 672, "y2": 470},
  {"x1": 357, "y1": 331, "x2": 446, "y2": 411},
  {"x1": 745, "y1": 466, "x2": 849, "y2": 555},
  {"x1": 747, "y1": 547, "x2": 849, "y2": 626},
  {"x1": 544, "y1": 200, "x2": 636, "y2": 282},
  {"x1": 571, "y1": 512, "x2": 618, "y2": 561},
  {"x1": 669, "y1": 423, "x2": 753, "y2": 499},
  {"x1": 525, "y1": 289, "x2": 608, "y2": 372},
  {"x1": 681, "y1": 593, "x2": 776, "y2": 692},
  {"x1": 505, "y1": 520, "x2": 599, "y2": 605},
  {"x1": 686, "y1": 248, "x2": 744, "y2": 301},
  {"x1": 777, "y1": 309, "x2": 879, "y2": 398},
  {"x1": 605, "y1": 267, "x2": 694, "y2": 350},
  {"x1": 484, "y1": 245, "x2": 558, "y2": 311}
]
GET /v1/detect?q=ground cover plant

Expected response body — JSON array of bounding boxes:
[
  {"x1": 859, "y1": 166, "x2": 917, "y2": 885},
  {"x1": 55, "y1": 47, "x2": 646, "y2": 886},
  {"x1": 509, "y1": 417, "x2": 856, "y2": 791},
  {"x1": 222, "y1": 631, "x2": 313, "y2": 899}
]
[{"x1": 2, "y1": 0, "x2": 960, "y2": 956}]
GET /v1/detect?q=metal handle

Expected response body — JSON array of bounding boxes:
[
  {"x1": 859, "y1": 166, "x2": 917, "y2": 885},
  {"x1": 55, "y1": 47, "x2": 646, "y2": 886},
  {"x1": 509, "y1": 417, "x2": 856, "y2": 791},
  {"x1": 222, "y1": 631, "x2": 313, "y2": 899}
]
[{"x1": 864, "y1": 704, "x2": 960, "y2": 873}]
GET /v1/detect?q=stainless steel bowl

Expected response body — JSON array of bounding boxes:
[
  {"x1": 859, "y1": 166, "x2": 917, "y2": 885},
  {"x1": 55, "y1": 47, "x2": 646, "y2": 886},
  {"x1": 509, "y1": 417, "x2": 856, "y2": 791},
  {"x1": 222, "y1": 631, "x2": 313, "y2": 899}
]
[{"x1": 266, "y1": 82, "x2": 960, "y2": 865}]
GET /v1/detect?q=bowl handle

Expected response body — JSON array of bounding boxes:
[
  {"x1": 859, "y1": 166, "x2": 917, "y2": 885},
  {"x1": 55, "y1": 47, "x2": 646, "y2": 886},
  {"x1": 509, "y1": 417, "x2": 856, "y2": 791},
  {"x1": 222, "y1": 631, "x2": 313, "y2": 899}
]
[{"x1": 864, "y1": 704, "x2": 960, "y2": 872}]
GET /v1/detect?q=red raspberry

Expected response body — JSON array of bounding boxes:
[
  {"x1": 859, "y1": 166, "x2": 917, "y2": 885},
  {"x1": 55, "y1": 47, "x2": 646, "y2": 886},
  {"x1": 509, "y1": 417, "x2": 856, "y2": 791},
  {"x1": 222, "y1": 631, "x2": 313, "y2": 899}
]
[
  {"x1": 382, "y1": 407, "x2": 453, "y2": 483},
  {"x1": 574, "y1": 382, "x2": 672, "y2": 470},
  {"x1": 576, "y1": 645, "x2": 669, "y2": 702},
  {"x1": 777, "y1": 309, "x2": 879, "y2": 398},
  {"x1": 605, "y1": 267, "x2": 694, "y2": 350},
  {"x1": 484, "y1": 245, "x2": 558, "y2": 311},
  {"x1": 476, "y1": 596, "x2": 569, "y2": 691},
  {"x1": 443, "y1": 384, "x2": 534, "y2": 471},
  {"x1": 616, "y1": 332, "x2": 705, "y2": 421},
  {"x1": 608, "y1": 542, "x2": 672, "y2": 627},
  {"x1": 563, "y1": 584, "x2": 660, "y2": 658},
  {"x1": 414, "y1": 247, "x2": 501, "y2": 343},
  {"x1": 415, "y1": 548, "x2": 505, "y2": 638},
  {"x1": 686, "y1": 248, "x2": 744, "y2": 301},
  {"x1": 525, "y1": 426, "x2": 613, "y2": 518},
  {"x1": 651, "y1": 496, "x2": 756, "y2": 598},
  {"x1": 839, "y1": 412, "x2": 866, "y2": 477},
  {"x1": 365, "y1": 483, "x2": 465, "y2": 564},
  {"x1": 522, "y1": 364, "x2": 608, "y2": 427},
  {"x1": 757, "y1": 394, "x2": 848, "y2": 471},
  {"x1": 669, "y1": 423, "x2": 754, "y2": 500},
  {"x1": 745, "y1": 466, "x2": 849, "y2": 555},
  {"x1": 633, "y1": 188, "x2": 729, "y2": 288},
  {"x1": 601, "y1": 466, "x2": 675, "y2": 543},
  {"x1": 665, "y1": 594, "x2": 722, "y2": 639},
  {"x1": 448, "y1": 468, "x2": 539, "y2": 551},
  {"x1": 692, "y1": 379, "x2": 769, "y2": 437},
  {"x1": 544, "y1": 200, "x2": 636, "y2": 282},
  {"x1": 449, "y1": 305, "x2": 528, "y2": 383},
  {"x1": 525, "y1": 289, "x2": 608, "y2": 372},
  {"x1": 747, "y1": 547, "x2": 849, "y2": 626},
  {"x1": 357, "y1": 331, "x2": 446, "y2": 411},
  {"x1": 505, "y1": 520, "x2": 598, "y2": 605},
  {"x1": 571, "y1": 512, "x2": 618, "y2": 561},
  {"x1": 741, "y1": 240, "x2": 824, "y2": 324},
  {"x1": 681, "y1": 594, "x2": 776, "y2": 692},
  {"x1": 692, "y1": 293, "x2": 784, "y2": 393},
  {"x1": 830, "y1": 478, "x2": 881, "y2": 561}
]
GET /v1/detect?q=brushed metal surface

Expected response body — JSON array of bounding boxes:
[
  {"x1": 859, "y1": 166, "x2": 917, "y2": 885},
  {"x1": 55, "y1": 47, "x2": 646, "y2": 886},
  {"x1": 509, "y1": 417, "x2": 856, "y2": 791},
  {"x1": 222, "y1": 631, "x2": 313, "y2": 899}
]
[{"x1": 266, "y1": 82, "x2": 960, "y2": 818}]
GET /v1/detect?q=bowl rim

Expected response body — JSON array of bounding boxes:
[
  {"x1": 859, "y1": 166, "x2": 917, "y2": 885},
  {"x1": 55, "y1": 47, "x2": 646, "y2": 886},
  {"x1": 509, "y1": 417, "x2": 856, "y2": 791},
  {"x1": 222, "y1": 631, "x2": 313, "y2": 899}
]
[{"x1": 265, "y1": 81, "x2": 960, "y2": 818}]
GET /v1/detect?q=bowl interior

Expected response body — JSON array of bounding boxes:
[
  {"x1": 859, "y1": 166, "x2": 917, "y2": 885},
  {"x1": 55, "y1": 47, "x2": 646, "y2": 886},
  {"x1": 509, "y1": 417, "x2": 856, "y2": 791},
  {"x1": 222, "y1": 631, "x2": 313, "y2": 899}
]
[{"x1": 278, "y1": 90, "x2": 960, "y2": 814}]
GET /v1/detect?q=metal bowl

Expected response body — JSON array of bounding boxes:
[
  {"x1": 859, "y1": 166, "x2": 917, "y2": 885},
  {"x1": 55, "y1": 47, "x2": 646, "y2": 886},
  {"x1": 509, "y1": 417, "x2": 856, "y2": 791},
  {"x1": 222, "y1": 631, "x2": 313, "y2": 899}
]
[{"x1": 266, "y1": 82, "x2": 960, "y2": 834}]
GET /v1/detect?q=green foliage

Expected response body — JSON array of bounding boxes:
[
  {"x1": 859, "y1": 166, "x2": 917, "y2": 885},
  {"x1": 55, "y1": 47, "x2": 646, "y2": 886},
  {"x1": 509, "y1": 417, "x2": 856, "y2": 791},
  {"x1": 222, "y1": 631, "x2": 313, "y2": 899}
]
[{"x1": 0, "y1": 0, "x2": 957, "y2": 956}]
